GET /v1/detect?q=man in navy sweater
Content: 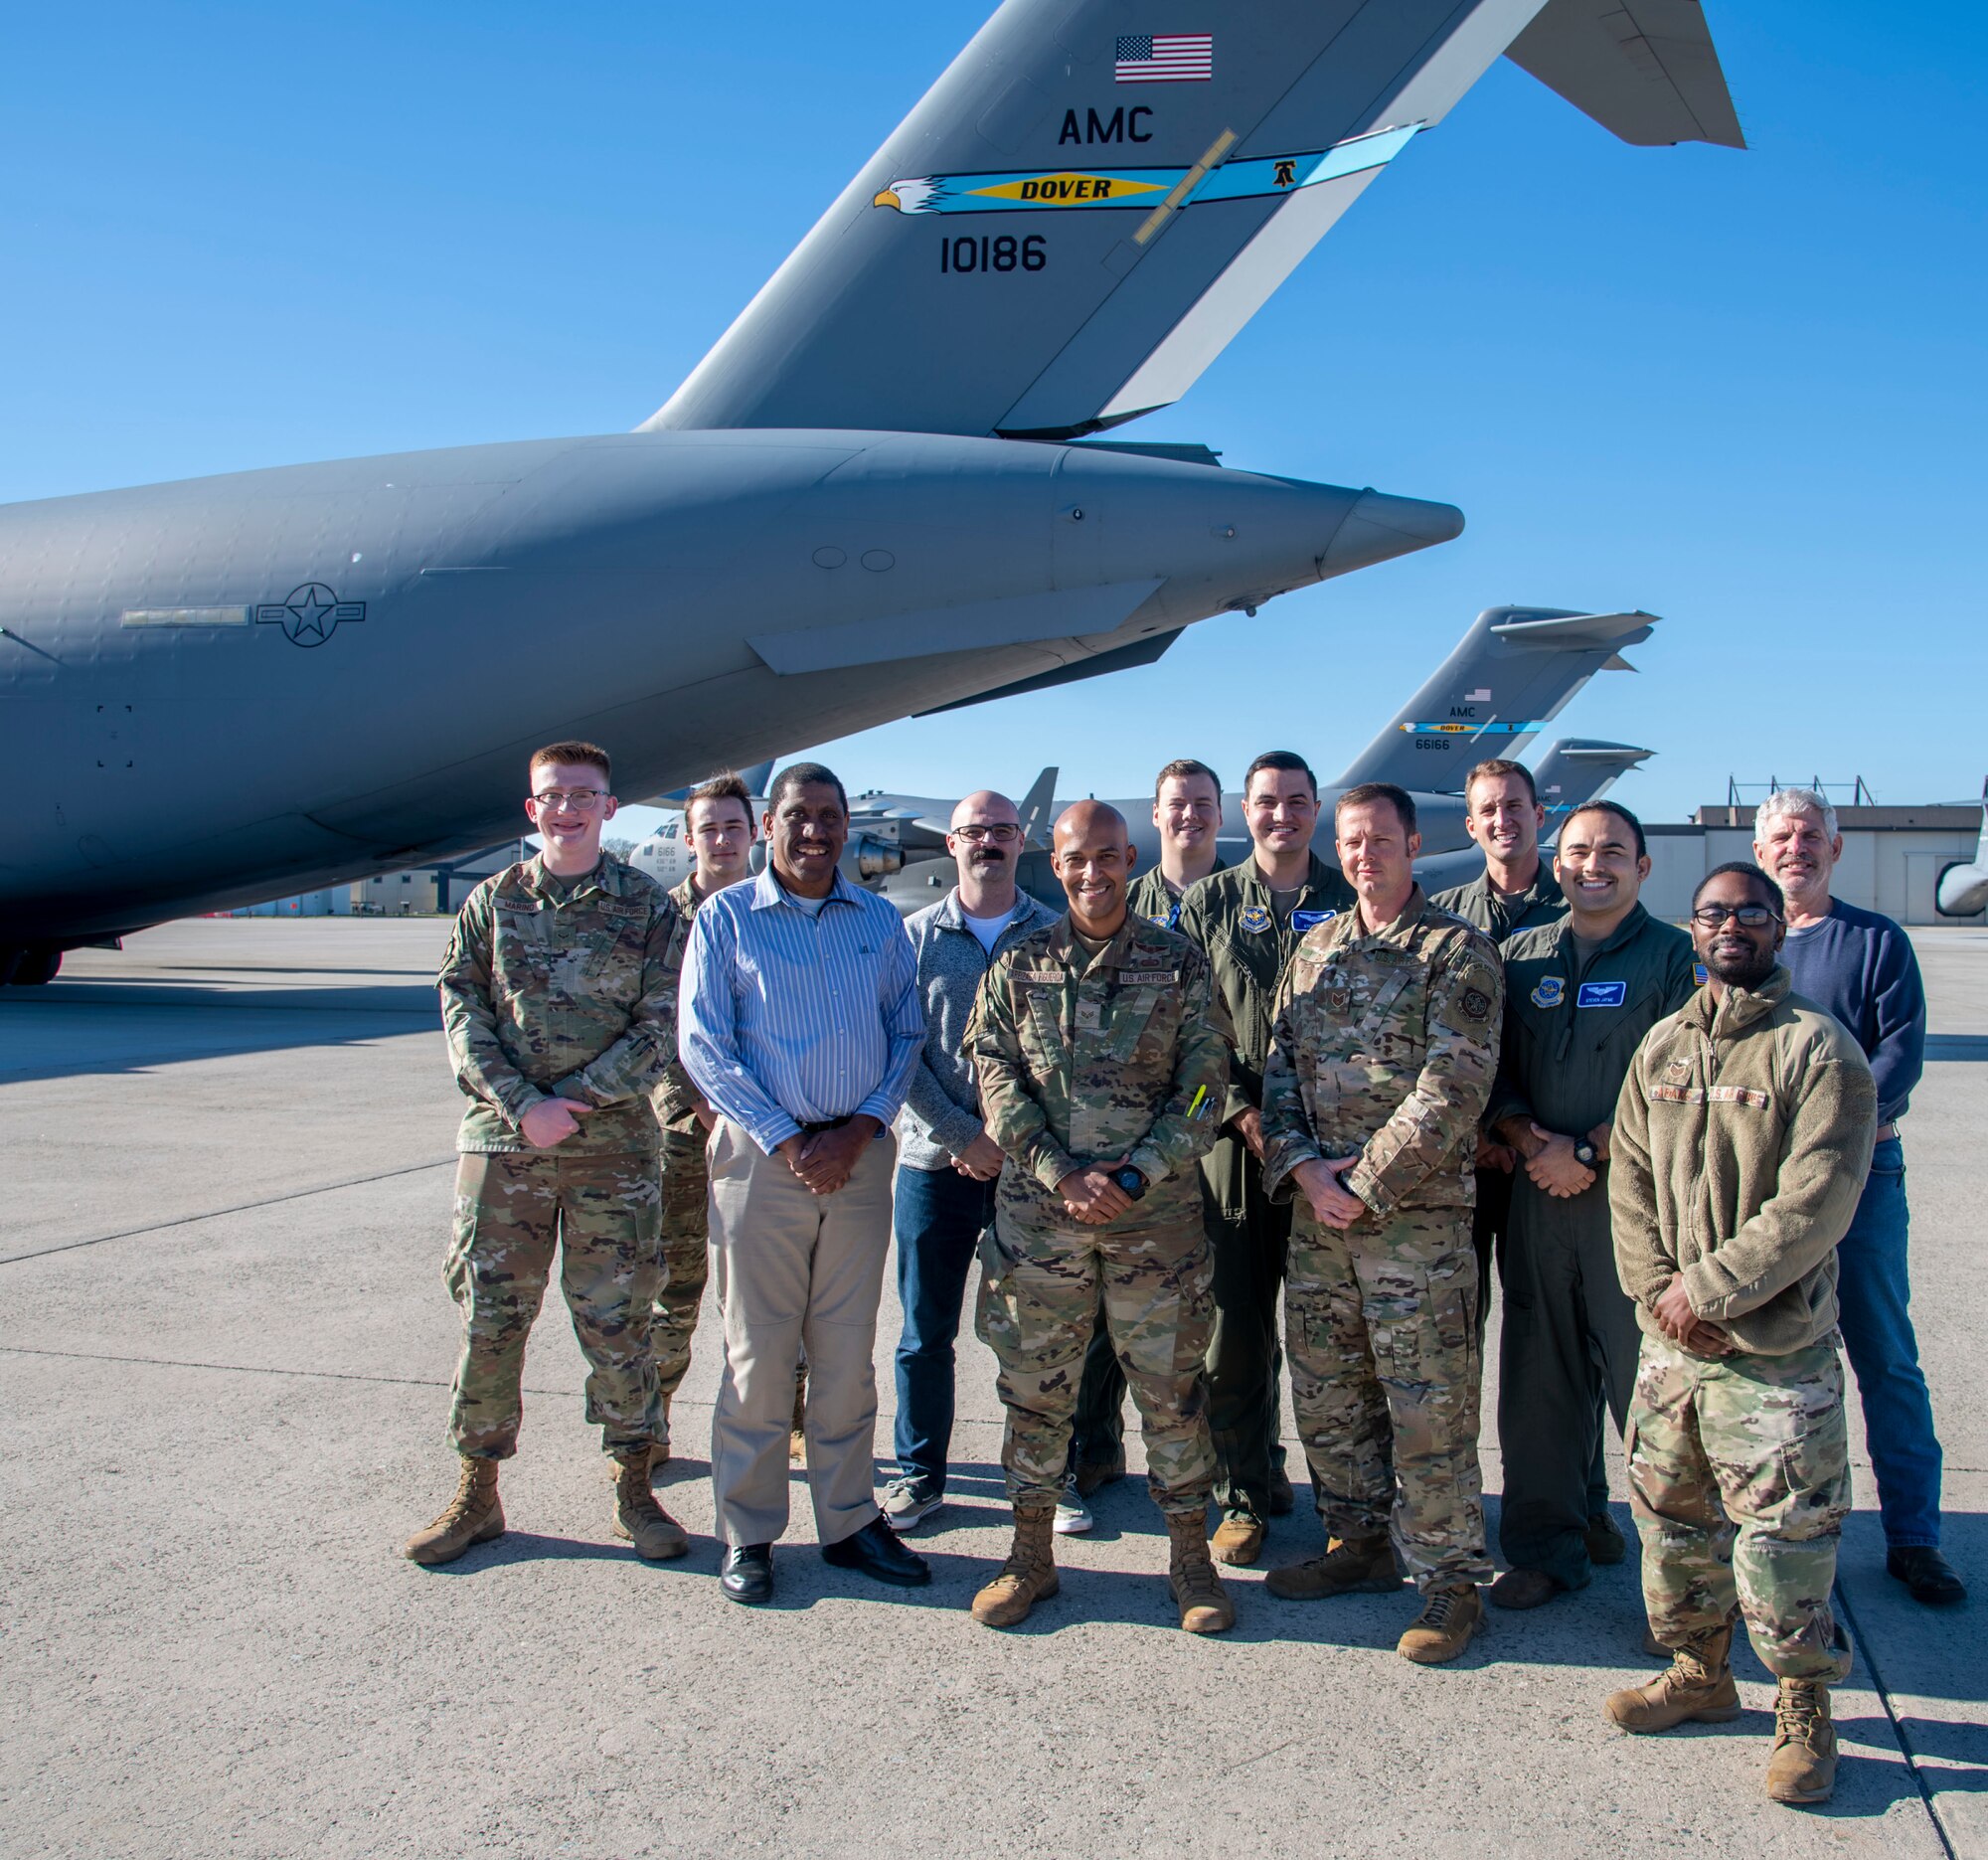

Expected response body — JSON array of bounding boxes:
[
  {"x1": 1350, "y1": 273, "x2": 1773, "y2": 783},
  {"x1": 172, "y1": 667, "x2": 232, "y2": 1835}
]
[{"x1": 1755, "y1": 789, "x2": 1964, "y2": 1606}]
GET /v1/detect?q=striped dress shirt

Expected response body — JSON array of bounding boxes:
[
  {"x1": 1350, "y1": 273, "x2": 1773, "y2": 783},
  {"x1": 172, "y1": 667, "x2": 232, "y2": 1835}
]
[{"x1": 679, "y1": 865, "x2": 923, "y2": 1154}]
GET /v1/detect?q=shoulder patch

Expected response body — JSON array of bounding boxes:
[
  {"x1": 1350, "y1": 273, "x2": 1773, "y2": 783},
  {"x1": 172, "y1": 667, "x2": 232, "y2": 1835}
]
[
  {"x1": 1531, "y1": 975, "x2": 1566, "y2": 1009},
  {"x1": 1460, "y1": 986, "x2": 1492, "y2": 1023}
]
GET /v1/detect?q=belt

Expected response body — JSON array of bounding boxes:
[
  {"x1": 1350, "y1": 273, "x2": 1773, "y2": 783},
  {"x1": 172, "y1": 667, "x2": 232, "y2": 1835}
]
[
  {"x1": 1875, "y1": 1121, "x2": 1899, "y2": 1143},
  {"x1": 798, "y1": 1115, "x2": 854, "y2": 1136}
]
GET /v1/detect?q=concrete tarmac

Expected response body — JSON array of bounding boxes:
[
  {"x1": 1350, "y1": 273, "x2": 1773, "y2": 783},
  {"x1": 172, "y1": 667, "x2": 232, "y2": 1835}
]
[{"x1": 2, "y1": 919, "x2": 1982, "y2": 1859}]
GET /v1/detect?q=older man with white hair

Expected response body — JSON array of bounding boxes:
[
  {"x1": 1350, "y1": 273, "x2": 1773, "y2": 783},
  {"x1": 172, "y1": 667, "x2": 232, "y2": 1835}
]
[{"x1": 1753, "y1": 787, "x2": 1963, "y2": 1606}]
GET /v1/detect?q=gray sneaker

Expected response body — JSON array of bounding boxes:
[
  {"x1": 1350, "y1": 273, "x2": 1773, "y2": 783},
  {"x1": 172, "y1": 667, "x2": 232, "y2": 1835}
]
[
  {"x1": 882, "y1": 1476, "x2": 942, "y2": 1530},
  {"x1": 1054, "y1": 1472, "x2": 1093, "y2": 1536}
]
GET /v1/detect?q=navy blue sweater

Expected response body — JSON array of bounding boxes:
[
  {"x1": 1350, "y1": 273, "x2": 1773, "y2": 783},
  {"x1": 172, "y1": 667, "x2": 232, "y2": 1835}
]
[{"x1": 1780, "y1": 899, "x2": 1925, "y2": 1124}]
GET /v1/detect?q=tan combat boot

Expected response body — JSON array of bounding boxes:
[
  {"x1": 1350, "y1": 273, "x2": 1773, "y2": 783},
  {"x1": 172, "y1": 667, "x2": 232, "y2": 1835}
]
[
  {"x1": 971, "y1": 1504, "x2": 1060, "y2": 1627},
  {"x1": 404, "y1": 1456, "x2": 504, "y2": 1566},
  {"x1": 1398, "y1": 1582, "x2": 1484, "y2": 1664},
  {"x1": 1210, "y1": 1515, "x2": 1266, "y2": 1567},
  {"x1": 1603, "y1": 1621, "x2": 1741, "y2": 1732},
  {"x1": 611, "y1": 1450, "x2": 689, "y2": 1560},
  {"x1": 1764, "y1": 1680, "x2": 1836, "y2": 1805},
  {"x1": 1167, "y1": 1511, "x2": 1236, "y2": 1633},
  {"x1": 1264, "y1": 1534, "x2": 1399, "y2": 1601}
]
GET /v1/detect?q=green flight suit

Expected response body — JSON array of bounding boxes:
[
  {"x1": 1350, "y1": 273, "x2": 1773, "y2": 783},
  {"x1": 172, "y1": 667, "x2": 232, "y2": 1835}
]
[
  {"x1": 1154, "y1": 851, "x2": 1356, "y2": 1525},
  {"x1": 1430, "y1": 865, "x2": 1569, "y2": 1334},
  {"x1": 1487, "y1": 902, "x2": 1697, "y2": 1589}
]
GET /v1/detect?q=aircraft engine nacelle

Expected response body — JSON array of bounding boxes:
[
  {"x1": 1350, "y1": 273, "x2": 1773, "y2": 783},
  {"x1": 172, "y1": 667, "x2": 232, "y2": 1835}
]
[{"x1": 848, "y1": 834, "x2": 904, "y2": 882}]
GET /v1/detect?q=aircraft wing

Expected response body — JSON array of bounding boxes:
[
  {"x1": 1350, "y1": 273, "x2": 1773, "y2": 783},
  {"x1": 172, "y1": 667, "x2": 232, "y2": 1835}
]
[
  {"x1": 647, "y1": 0, "x2": 1742, "y2": 441},
  {"x1": 1506, "y1": 0, "x2": 1744, "y2": 149},
  {"x1": 1336, "y1": 605, "x2": 1658, "y2": 791}
]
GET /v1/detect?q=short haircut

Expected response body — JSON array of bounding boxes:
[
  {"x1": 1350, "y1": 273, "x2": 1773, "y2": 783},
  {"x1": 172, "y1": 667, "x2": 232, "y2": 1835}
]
[
  {"x1": 1562, "y1": 798, "x2": 1646, "y2": 860},
  {"x1": 686, "y1": 772, "x2": 752, "y2": 823},
  {"x1": 1693, "y1": 861, "x2": 1785, "y2": 916},
  {"x1": 1755, "y1": 785, "x2": 1839, "y2": 842},
  {"x1": 530, "y1": 740, "x2": 610, "y2": 784},
  {"x1": 1242, "y1": 750, "x2": 1317, "y2": 800},
  {"x1": 1463, "y1": 758, "x2": 1538, "y2": 806},
  {"x1": 1154, "y1": 758, "x2": 1222, "y2": 800},
  {"x1": 1336, "y1": 780, "x2": 1417, "y2": 835},
  {"x1": 768, "y1": 761, "x2": 848, "y2": 813}
]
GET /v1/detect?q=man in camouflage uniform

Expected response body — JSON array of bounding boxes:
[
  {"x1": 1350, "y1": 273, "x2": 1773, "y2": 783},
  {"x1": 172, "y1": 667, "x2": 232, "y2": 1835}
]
[
  {"x1": 646, "y1": 773, "x2": 764, "y2": 1469},
  {"x1": 1604, "y1": 862, "x2": 1876, "y2": 1807},
  {"x1": 408, "y1": 741, "x2": 687, "y2": 1568},
  {"x1": 967, "y1": 800, "x2": 1235, "y2": 1632},
  {"x1": 1259, "y1": 781, "x2": 1504, "y2": 1665}
]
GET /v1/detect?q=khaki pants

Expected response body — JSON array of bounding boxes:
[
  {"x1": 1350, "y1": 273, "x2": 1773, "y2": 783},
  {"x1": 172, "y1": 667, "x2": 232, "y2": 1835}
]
[{"x1": 706, "y1": 1119, "x2": 895, "y2": 1548}]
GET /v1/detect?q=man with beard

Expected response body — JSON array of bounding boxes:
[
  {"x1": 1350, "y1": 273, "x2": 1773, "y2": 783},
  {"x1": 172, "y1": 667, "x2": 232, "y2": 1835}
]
[
  {"x1": 1174, "y1": 752, "x2": 1355, "y2": 1567},
  {"x1": 1753, "y1": 789, "x2": 1960, "y2": 1606},
  {"x1": 966, "y1": 801, "x2": 1234, "y2": 1632},
  {"x1": 679, "y1": 762, "x2": 927, "y2": 1604},
  {"x1": 883, "y1": 790, "x2": 1061, "y2": 1530},
  {"x1": 1484, "y1": 801, "x2": 1695, "y2": 1610},
  {"x1": 1604, "y1": 862, "x2": 1876, "y2": 1807}
]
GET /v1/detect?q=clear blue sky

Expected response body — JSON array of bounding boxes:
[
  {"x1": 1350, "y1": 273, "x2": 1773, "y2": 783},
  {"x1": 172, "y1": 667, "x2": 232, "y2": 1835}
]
[{"x1": 4, "y1": 2, "x2": 1982, "y2": 839}]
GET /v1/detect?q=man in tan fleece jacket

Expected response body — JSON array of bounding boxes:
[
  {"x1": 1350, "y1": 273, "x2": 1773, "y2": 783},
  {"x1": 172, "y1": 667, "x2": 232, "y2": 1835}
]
[{"x1": 1603, "y1": 861, "x2": 1877, "y2": 1807}]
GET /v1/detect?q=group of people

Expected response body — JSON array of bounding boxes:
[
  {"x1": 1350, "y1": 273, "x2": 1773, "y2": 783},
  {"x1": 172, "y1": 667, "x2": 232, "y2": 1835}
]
[{"x1": 407, "y1": 737, "x2": 1960, "y2": 1810}]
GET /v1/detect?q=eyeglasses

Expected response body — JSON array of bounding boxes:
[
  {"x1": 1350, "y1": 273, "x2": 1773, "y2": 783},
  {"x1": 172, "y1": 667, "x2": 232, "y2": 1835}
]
[
  {"x1": 530, "y1": 788, "x2": 606, "y2": 813},
  {"x1": 953, "y1": 824, "x2": 1021, "y2": 843},
  {"x1": 1689, "y1": 904, "x2": 1782, "y2": 929}
]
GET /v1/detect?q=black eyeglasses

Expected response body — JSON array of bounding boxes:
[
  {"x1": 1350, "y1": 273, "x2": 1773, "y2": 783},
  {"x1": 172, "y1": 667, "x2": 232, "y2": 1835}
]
[
  {"x1": 1689, "y1": 904, "x2": 1782, "y2": 929},
  {"x1": 953, "y1": 824, "x2": 1021, "y2": 843}
]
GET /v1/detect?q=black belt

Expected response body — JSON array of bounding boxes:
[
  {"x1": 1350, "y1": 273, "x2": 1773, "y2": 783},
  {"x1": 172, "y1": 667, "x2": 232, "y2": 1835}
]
[{"x1": 798, "y1": 1115, "x2": 854, "y2": 1136}]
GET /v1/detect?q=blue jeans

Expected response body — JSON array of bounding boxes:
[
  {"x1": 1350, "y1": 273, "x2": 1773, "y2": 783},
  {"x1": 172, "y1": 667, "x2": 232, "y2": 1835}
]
[
  {"x1": 892, "y1": 1163, "x2": 997, "y2": 1494},
  {"x1": 1836, "y1": 1138, "x2": 1942, "y2": 1548}
]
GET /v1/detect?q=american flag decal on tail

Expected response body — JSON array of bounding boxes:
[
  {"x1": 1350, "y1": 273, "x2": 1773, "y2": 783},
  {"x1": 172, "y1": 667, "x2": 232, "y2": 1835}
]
[{"x1": 1115, "y1": 33, "x2": 1213, "y2": 83}]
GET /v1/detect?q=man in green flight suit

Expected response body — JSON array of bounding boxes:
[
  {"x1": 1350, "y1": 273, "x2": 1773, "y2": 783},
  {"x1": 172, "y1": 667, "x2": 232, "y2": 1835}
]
[
  {"x1": 1485, "y1": 800, "x2": 1697, "y2": 1611},
  {"x1": 409, "y1": 740, "x2": 687, "y2": 1568},
  {"x1": 1174, "y1": 751, "x2": 1354, "y2": 1567},
  {"x1": 967, "y1": 800, "x2": 1236, "y2": 1632}
]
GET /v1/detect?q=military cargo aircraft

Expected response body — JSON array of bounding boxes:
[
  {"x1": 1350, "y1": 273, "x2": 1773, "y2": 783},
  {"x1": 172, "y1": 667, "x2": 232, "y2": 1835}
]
[
  {"x1": 0, "y1": 0, "x2": 1739, "y2": 983},
  {"x1": 1936, "y1": 782, "x2": 1988, "y2": 919}
]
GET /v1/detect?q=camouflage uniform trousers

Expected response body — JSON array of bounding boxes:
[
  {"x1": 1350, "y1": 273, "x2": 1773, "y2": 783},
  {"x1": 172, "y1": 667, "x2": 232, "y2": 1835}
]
[
  {"x1": 653, "y1": 1127, "x2": 712, "y2": 1435},
  {"x1": 975, "y1": 1184, "x2": 1217, "y2": 1513},
  {"x1": 1627, "y1": 1330, "x2": 1855, "y2": 1683},
  {"x1": 444, "y1": 1150, "x2": 664, "y2": 1459},
  {"x1": 1286, "y1": 1206, "x2": 1489, "y2": 1589}
]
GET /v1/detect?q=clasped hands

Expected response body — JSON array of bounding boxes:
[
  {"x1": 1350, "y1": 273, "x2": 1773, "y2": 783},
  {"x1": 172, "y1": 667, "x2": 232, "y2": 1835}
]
[
  {"x1": 1652, "y1": 1271, "x2": 1730, "y2": 1356},
  {"x1": 1289, "y1": 1155, "x2": 1367, "y2": 1230},
  {"x1": 777, "y1": 1116, "x2": 881, "y2": 1197},
  {"x1": 1056, "y1": 1159, "x2": 1136, "y2": 1226}
]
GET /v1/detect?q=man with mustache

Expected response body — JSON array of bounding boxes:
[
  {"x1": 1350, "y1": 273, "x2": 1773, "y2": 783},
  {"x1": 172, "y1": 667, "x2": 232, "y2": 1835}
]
[
  {"x1": 1258, "y1": 782, "x2": 1504, "y2": 1664},
  {"x1": 882, "y1": 790, "x2": 1061, "y2": 1531},
  {"x1": 1753, "y1": 789, "x2": 1960, "y2": 1606},
  {"x1": 1483, "y1": 800, "x2": 1695, "y2": 1612},
  {"x1": 679, "y1": 762, "x2": 928, "y2": 1605},
  {"x1": 1604, "y1": 862, "x2": 1876, "y2": 1806},
  {"x1": 966, "y1": 801, "x2": 1234, "y2": 1632}
]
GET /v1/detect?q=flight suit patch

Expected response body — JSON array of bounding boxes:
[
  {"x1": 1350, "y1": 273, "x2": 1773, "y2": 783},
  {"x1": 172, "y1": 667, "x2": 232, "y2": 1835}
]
[
  {"x1": 1239, "y1": 904, "x2": 1272, "y2": 934},
  {"x1": 1531, "y1": 975, "x2": 1566, "y2": 1008},
  {"x1": 1576, "y1": 980, "x2": 1627, "y2": 1008}
]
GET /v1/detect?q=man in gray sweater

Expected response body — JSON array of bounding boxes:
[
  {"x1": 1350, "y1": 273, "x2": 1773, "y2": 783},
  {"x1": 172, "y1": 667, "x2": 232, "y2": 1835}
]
[
  {"x1": 1603, "y1": 862, "x2": 1877, "y2": 1807},
  {"x1": 884, "y1": 791, "x2": 1060, "y2": 1529}
]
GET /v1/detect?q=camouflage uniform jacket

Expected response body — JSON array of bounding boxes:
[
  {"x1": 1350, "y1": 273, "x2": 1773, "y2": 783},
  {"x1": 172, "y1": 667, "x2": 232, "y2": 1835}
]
[
  {"x1": 1430, "y1": 863, "x2": 1566, "y2": 946},
  {"x1": 439, "y1": 852, "x2": 678, "y2": 1155},
  {"x1": 651, "y1": 873, "x2": 721, "y2": 1139},
  {"x1": 1259, "y1": 888, "x2": 1504, "y2": 1218},
  {"x1": 967, "y1": 913, "x2": 1232, "y2": 1215},
  {"x1": 1611, "y1": 964, "x2": 1877, "y2": 1355}
]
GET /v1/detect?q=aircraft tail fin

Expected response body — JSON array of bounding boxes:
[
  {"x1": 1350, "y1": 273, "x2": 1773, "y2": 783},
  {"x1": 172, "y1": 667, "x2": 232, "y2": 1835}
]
[
  {"x1": 1506, "y1": 0, "x2": 1744, "y2": 148},
  {"x1": 1017, "y1": 765, "x2": 1061, "y2": 849},
  {"x1": 1337, "y1": 605, "x2": 1658, "y2": 792},
  {"x1": 1532, "y1": 738, "x2": 1655, "y2": 831},
  {"x1": 647, "y1": 0, "x2": 1731, "y2": 441}
]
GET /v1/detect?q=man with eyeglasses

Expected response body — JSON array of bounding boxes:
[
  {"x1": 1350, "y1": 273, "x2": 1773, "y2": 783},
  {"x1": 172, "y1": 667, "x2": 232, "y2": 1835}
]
[
  {"x1": 1175, "y1": 751, "x2": 1354, "y2": 1567},
  {"x1": 647, "y1": 772, "x2": 766, "y2": 1473},
  {"x1": 409, "y1": 741, "x2": 686, "y2": 1568},
  {"x1": 679, "y1": 762, "x2": 928, "y2": 1605},
  {"x1": 1482, "y1": 800, "x2": 1695, "y2": 1614},
  {"x1": 882, "y1": 791, "x2": 1061, "y2": 1532},
  {"x1": 1753, "y1": 788, "x2": 1959, "y2": 1606},
  {"x1": 1127, "y1": 759, "x2": 1228, "y2": 930},
  {"x1": 1604, "y1": 863, "x2": 1876, "y2": 1807}
]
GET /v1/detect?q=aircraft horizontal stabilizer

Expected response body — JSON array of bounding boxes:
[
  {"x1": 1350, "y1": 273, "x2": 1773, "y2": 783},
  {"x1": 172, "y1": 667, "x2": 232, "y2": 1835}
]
[
  {"x1": 1532, "y1": 738, "x2": 1655, "y2": 817},
  {"x1": 1506, "y1": 0, "x2": 1744, "y2": 149}
]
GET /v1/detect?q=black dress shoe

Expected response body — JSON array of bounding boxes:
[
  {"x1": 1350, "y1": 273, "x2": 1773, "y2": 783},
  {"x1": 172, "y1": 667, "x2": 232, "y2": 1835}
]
[
  {"x1": 1888, "y1": 1546, "x2": 1966, "y2": 1606},
  {"x1": 720, "y1": 1542, "x2": 774, "y2": 1605},
  {"x1": 821, "y1": 1515, "x2": 930, "y2": 1587}
]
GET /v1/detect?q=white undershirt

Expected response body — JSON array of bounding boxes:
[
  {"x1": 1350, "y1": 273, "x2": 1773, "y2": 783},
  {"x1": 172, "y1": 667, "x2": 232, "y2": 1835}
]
[{"x1": 962, "y1": 902, "x2": 1019, "y2": 954}]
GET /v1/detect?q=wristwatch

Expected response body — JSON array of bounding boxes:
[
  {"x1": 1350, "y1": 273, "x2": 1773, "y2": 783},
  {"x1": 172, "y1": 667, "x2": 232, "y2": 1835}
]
[
  {"x1": 1573, "y1": 1140, "x2": 1598, "y2": 1167},
  {"x1": 1111, "y1": 1165, "x2": 1148, "y2": 1201}
]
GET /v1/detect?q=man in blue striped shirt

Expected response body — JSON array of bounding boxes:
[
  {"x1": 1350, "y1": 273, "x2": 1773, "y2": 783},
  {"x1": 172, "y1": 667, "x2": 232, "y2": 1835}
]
[{"x1": 680, "y1": 762, "x2": 928, "y2": 1604}]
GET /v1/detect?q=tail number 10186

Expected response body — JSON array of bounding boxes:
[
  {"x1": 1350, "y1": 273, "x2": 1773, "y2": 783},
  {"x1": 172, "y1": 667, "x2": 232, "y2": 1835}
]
[{"x1": 940, "y1": 235, "x2": 1048, "y2": 274}]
